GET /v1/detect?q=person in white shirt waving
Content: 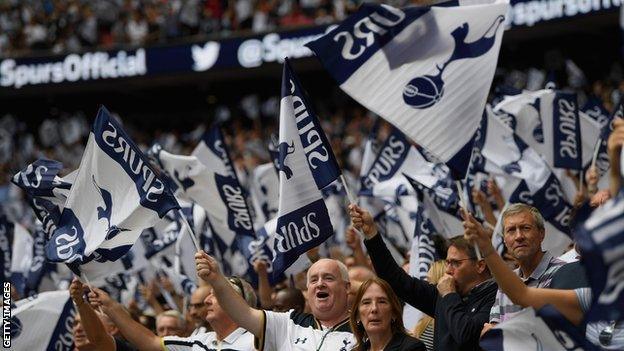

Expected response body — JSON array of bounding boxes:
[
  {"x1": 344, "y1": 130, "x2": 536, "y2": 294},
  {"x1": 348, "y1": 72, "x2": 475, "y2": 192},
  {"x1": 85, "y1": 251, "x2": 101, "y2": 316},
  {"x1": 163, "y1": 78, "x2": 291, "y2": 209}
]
[{"x1": 195, "y1": 250, "x2": 355, "y2": 351}]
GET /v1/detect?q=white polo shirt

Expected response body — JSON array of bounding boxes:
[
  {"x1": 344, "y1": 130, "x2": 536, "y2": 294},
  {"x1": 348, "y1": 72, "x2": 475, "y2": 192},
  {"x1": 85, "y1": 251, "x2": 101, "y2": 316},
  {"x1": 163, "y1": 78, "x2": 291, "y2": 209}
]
[
  {"x1": 255, "y1": 310, "x2": 355, "y2": 351},
  {"x1": 162, "y1": 327, "x2": 254, "y2": 351}
]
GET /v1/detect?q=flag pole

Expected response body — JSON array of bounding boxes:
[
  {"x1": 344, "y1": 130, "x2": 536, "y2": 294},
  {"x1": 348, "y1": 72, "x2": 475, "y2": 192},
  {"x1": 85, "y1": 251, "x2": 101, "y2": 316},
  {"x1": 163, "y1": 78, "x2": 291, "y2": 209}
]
[
  {"x1": 80, "y1": 273, "x2": 104, "y2": 314},
  {"x1": 455, "y1": 180, "x2": 483, "y2": 260},
  {"x1": 177, "y1": 209, "x2": 201, "y2": 252},
  {"x1": 340, "y1": 174, "x2": 370, "y2": 238},
  {"x1": 591, "y1": 138, "x2": 601, "y2": 169}
]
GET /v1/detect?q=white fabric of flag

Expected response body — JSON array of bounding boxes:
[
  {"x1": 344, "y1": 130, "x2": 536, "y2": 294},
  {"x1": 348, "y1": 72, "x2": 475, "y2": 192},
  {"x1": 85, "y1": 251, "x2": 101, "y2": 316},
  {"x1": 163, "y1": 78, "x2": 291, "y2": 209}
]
[
  {"x1": 44, "y1": 106, "x2": 179, "y2": 281},
  {"x1": 493, "y1": 89, "x2": 601, "y2": 199},
  {"x1": 10, "y1": 290, "x2": 76, "y2": 351},
  {"x1": 471, "y1": 107, "x2": 574, "y2": 254},
  {"x1": 480, "y1": 306, "x2": 596, "y2": 351},
  {"x1": 249, "y1": 162, "x2": 279, "y2": 228},
  {"x1": 306, "y1": 0, "x2": 509, "y2": 162},
  {"x1": 271, "y1": 59, "x2": 341, "y2": 279},
  {"x1": 189, "y1": 127, "x2": 256, "y2": 252}
]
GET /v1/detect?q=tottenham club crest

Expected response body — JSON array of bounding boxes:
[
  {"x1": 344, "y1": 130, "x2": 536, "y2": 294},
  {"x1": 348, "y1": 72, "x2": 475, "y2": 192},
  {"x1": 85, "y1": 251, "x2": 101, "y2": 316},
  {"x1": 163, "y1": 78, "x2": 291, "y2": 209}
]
[{"x1": 403, "y1": 16, "x2": 505, "y2": 109}]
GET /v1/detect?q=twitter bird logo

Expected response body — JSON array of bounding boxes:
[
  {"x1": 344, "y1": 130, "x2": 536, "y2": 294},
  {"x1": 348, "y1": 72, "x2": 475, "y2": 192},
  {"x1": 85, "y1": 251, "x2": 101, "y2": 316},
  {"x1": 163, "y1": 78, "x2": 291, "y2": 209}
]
[{"x1": 192, "y1": 41, "x2": 220, "y2": 71}]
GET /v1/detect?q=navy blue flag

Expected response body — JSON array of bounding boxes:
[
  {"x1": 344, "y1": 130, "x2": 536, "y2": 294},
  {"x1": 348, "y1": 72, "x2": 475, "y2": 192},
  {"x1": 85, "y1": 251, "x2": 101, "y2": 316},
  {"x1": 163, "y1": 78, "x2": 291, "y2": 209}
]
[
  {"x1": 12, "y1": 159, "x2": 73, "y2": 234},
  {"x1": 575, "y1": 191, "x2": 624, "y2": 323},
  {"x1": 24, "y1": 226, "x2": 53, "y2": 296},
  {"x1": 45, "y1": 106, "x2": 179, "y2": 281},
  {"x1": 582, "y1": 96, "x2": 611, "y2": 128},
  {"x1": 593, "y1": 98, "x2": 624, "y2": 181},
  {"x1": 271, "y1": 59, "x2": 341, "y2": 279}
]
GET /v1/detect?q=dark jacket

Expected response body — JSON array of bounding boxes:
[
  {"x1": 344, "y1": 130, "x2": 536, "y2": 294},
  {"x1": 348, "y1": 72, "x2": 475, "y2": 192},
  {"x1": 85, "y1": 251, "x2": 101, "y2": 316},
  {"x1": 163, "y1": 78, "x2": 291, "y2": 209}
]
[
  {"x1": 364, "y1": 235, "x2": 498, "y2": 351},
  {"x1": 363, "y1": 332, "x2": 426, "y2": 351}
]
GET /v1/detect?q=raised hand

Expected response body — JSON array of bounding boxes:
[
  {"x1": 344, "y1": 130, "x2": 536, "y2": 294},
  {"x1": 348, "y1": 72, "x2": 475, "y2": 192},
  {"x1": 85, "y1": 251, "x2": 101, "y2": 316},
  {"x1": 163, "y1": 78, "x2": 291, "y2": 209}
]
[
  {"x1": 87, "y1": 286, "x2": 114, "y2": 312},
  {"x1": 461, "y1": 208, "x2": 495, "y2": 257},
  {"x1": 345, "y1": 226, "x2": 362, "y2": 251},
  {"x1": 195, "y1": 250, "x2": 222, "y2": 283},
  {"x1": 348, "y1": 204, "x2": 377, "y2": 239},
  {"x1": 69, "y1": 278, "x2": 87, "y2": 304},
  {"x1": 253, "y1": 259, "x2": 268, "y2": 275}
]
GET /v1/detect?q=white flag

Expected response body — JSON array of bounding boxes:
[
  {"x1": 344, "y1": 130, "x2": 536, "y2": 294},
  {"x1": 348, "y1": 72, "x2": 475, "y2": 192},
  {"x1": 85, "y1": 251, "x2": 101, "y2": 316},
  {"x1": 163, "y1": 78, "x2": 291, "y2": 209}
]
[{"x1": 307, "y1": 0, "x2": 508, "y2": 163}]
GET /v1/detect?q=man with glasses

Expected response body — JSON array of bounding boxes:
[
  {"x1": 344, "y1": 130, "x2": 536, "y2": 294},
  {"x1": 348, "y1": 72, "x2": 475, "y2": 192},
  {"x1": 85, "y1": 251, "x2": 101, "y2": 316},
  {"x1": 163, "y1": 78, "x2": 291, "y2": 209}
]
[
  {"x1": 483, "y1": 203, "x2": 565, "y2": 334},
  {"x1": 349, "y1": 204, "x2": 497, "y2": 351},
  {"x1": 187, "y1": 285, "x2": 211, "y2": 336}
]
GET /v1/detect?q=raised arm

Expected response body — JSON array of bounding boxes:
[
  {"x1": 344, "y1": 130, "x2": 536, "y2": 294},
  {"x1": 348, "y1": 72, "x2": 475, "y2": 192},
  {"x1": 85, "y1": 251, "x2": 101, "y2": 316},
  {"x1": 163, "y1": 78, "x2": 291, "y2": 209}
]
[
  {"x1": 195, "y1": 250, "x2": 264, "y2": 336},
  {"x1": 69, "y1": 278, "x2": 116, "y2": 351},
  {"x1": 349, "y1": 204, "x2": 438, "y2": 316},
  {"x1": 87, "y1": 286, "x2": 162, "y2": 351},
  {"x1": 608, "y1": 118, "x2": 624, "y2": 196},
  {"x1": 253, "y1": 260, "x2": 274, "y2": 309},
  {"x1": 462, "y1": 209, "x2": 584, "y2": 325}
]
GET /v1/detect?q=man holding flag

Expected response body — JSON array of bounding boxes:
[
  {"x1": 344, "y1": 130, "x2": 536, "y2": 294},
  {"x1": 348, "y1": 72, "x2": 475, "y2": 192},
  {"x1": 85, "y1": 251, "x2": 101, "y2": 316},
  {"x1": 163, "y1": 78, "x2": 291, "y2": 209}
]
[{"x1": 349, "y1": 203, "x2": 497, "y2": 351}]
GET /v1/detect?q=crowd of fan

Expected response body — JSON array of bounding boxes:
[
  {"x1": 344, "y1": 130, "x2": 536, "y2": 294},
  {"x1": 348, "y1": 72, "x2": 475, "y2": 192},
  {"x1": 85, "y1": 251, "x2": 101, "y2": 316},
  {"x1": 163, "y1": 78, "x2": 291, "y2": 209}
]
[
  {"x1": 0, "y1": 0, "x2": 416, "y2": 58},
  {"x1": 2, "y1": 59, "x2": 624, "y2": 350}
]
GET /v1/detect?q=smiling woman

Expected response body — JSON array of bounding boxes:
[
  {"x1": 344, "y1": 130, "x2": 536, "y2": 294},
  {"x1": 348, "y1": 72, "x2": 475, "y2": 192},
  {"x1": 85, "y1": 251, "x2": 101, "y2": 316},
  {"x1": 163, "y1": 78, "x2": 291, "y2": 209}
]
[{"x1": 349, "y1": 277, "x2": 426, "y2": 351}]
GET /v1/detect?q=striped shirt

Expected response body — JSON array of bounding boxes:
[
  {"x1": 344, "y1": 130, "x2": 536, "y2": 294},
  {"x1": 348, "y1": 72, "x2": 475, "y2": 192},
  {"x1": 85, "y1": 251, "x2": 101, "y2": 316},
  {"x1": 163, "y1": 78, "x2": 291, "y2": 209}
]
[
  {"x1": 419, "y1": 323, "x2": 435, "y2": 351},
  {"x1": 576, "y1": 288, "x2": 624, "y2": 350},
  {"x1": 162, "y1": 327, "x2": 254, "y2": 351},
  {"x1": 489, "y1": 251, "x2": 565, "y2": 323}
]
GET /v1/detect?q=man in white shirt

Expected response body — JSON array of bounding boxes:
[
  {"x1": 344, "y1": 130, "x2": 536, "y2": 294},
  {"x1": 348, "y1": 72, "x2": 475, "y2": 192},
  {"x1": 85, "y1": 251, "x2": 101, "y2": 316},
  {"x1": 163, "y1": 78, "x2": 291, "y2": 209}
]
[
  {"x1": 87, "y1": 277, "x2": 257, "y2": 350},
  {"x1": 195, "y1": 251, "x2": 355, "y2": 351}
]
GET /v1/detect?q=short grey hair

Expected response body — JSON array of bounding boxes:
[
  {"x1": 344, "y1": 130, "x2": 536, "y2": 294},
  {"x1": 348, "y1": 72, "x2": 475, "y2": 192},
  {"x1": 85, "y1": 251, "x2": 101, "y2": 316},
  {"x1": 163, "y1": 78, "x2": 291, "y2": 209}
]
[
  {"x1": 501, "y1": 203, "x2": 545, "y2": 233},
  {"x1": 306, "y1": 258, "x2": 350, "y2": 285},
  {"x1": 156, "y1": 310, "x2": 186, "y2": 330}
]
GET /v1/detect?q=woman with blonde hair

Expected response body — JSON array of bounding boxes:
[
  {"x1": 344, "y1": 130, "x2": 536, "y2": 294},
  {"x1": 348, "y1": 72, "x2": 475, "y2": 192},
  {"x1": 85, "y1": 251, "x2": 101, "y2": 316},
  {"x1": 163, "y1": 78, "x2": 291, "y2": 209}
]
[
  {"x1": 349, "y1": 277, "x2": 426, "y2": 351},
  {"x1": 412, "y1": 260, "x2": 446, "y2": 351}
]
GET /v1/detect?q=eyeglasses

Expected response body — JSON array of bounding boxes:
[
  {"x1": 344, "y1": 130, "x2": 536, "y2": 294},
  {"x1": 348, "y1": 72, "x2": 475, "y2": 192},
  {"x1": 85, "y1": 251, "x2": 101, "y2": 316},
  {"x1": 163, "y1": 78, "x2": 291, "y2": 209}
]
[
  {"x1": 228, "y1": 276, "x2": 247, "y2": 303},
  {"x1": 188, "y1": 302, "x2": 205, "y2": 309},
  {"x1": 599, "y1": 321, "x2": 618, "y2": 346},
  {"x1": 445, "y1": 258, "x2": 476, "y2": 268}
]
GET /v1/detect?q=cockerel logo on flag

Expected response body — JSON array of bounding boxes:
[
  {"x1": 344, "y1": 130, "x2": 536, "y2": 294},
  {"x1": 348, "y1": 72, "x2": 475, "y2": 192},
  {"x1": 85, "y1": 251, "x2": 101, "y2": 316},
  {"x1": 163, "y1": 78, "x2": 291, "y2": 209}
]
[
  {"x1": 306, "y1": 0, "x2": 508, "y2": 167},
  {"x1": 44, "y1": 106, "x2": 179, "y2": 278},
  {"x1": 271, "y1": 59, "x2": 342, "y2": 279}
]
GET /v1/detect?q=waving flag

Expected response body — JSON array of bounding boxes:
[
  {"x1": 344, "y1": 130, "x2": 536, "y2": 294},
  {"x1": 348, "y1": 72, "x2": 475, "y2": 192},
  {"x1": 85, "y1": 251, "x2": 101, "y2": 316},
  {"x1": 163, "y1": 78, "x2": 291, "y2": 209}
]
[
  {"x1": 44, "y1": 106, "x2": 179, "y2": 279},
  {"x1": 575, "y1": 191, "x2": 624, "y2": 323},
  {"x1": 25, "y1": 226, "x2": 53, "y2": 296},
  {"x1": 152, "y1": 126, "x2": 257, "y2": 279},
  {"x1": 592, "y1": 98, "x2": 623, "y2": 184},
  {"x1": 404, "y1": 174, "x2": 464, "y2": 239},
  {"x1": 306, "y1": 0, "x2": 508, "y2": 169},
  {"x1": 10, "y1": 291, "x2": 76, "y2": 351},
  {"x1": 249, "y1": 162, "x2": 279, "y2": 227},
  {"x1": 480, "y1": 306, "x2": 596, "y2": 351},
  {"x1": 470, "y1": 108, "x2": 573, "y2": 253},
  {"x1": 271, "y1": 59, "x2": 342, "y2": 279},
  {"x1": 190, "y1": 127, "x2": 256, "y2": 250},
  {"x1": 582, "y1": 96, "x2": 611, "y2": 128},
  {"x1": 12, "y1": 159, "x2": 73, "y2": 234},
  {"x1": 493, "y1": 90, "x2": 597, "y2": 171}
]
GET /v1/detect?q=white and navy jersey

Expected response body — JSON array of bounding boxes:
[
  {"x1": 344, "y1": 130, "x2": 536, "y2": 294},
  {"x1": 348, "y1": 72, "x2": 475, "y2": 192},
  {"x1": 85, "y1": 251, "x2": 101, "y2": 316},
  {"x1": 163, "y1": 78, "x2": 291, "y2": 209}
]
[
  {"x1": 255, "y1": 310, "x2": 355, "y2": 351},
  {"x1": 162, "y1": 327, "x2": 254, "y2": 351}
]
